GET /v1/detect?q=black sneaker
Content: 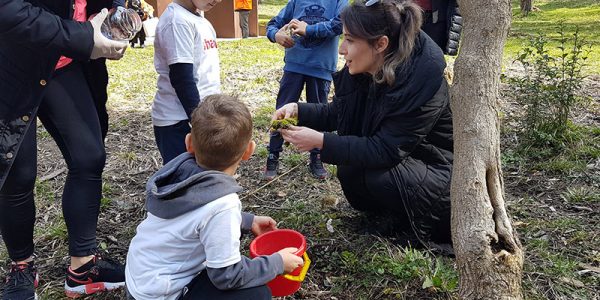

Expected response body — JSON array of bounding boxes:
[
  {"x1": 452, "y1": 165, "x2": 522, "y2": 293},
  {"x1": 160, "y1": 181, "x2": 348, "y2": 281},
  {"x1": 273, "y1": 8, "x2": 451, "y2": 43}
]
[
  {"x1": 263, "y1": 152, "x2": 279, "y2": 181},
  {"x1": 2, "y1": 261, "x2": 38, "y2": 300},
  {"x1": 309, "y1": 153, "x2": 328, "y2": 179},
  {"x1": 64, "y1": 255, "x2": 125, "y2": 298}
]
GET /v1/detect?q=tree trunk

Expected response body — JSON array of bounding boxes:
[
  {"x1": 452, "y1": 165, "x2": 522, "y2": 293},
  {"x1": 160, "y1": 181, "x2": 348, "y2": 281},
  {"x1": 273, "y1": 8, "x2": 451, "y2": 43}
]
[
  {"x1": 520, "y1": 0, "x2": 532, "y2": 16},
  {"x1": 451, "y1": 1, "x2": 524, "y2": 299}
]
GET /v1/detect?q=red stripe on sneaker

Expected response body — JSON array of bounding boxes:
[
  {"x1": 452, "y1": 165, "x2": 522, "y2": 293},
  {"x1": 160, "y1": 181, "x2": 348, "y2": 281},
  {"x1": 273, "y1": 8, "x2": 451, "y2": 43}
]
[{"x1": 85, "y1": 282, "x2": 106, "y2": 294}]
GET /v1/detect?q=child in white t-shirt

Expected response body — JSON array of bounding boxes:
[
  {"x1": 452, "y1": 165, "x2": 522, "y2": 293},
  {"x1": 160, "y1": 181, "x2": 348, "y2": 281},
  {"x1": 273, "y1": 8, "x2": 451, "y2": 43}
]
[{"x1": 152, "y1": 0, "x2": 221, "y2": 164}]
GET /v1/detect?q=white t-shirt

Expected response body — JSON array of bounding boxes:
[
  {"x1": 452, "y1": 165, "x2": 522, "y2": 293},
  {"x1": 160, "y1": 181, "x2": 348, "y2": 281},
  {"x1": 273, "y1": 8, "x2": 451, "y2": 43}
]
[
  {"x1": 125, "y1": 194, "x2": 243, "y2": 300},
  {"x1": 152, "y1": 3, "x2": 221, "y2": 127}
]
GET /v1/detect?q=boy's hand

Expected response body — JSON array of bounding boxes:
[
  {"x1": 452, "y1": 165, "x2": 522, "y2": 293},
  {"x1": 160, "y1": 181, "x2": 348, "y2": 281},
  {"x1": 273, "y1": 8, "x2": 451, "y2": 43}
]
[
  {"x1": 289, "y1": 19, "x2": 308, "y2": 36},
  {"x1": 272, "y1": 103, "x2": 298, "y2": 121},
  {"x1": 251, "y1": 216, "x2": 277, "y2": 236},
  {"x1": 277, "y1": 247, "x2": 304, "y2": 273},
  {"x1": 275, "y1": 27, "x2": 295, "y2": 48},
  {"x1": 281, "y1": 125, "x2": 324, "y2": 152}
]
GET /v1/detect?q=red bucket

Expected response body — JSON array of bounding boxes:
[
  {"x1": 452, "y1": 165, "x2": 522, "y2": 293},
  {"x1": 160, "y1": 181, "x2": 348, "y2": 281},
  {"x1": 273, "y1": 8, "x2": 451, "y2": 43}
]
[{"x1": 249, "y1": 229, "x2": 311, "y2": 297}]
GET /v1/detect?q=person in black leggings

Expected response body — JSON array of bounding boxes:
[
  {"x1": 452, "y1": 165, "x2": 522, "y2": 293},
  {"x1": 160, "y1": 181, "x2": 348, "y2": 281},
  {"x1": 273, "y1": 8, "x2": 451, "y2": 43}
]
[
  {"x1": 1, "y1": 63, "x2": 105, "y2": 260},
  {"x1": 1, "y1": 62, "x2": 126, "y2": 299},
  {"x1": 0, "y1": 2, "x2": 128, "y2": 299}
]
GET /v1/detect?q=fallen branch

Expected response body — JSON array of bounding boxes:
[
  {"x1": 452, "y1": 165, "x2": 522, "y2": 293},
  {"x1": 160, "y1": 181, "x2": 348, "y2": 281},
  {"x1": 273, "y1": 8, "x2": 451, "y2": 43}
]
[
  {"x1": 240, "y1": 163, "x2": 302, "y2": 201},
  {"x1": 39, "y1": 167, "x2": 67, "y2": 182}
]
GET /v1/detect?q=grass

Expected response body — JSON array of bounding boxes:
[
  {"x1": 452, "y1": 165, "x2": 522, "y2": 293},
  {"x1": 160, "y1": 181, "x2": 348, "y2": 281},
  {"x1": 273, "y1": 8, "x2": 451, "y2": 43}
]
[
  {"x1": 507, "y1": 0, "x2": 600, "y2": 73},
  {"x1": 255, "y1": 0, "x2": 600, "y2": 73},
  {"x1": 258, "y1": 0, "x2": 286, "y2": 26}
]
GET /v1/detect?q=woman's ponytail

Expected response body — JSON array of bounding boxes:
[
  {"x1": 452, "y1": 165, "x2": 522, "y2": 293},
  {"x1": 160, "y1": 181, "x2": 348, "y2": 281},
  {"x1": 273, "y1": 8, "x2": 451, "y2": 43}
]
[{"x1": 378, "y1": 1, "x2": 422, "y2": 85}]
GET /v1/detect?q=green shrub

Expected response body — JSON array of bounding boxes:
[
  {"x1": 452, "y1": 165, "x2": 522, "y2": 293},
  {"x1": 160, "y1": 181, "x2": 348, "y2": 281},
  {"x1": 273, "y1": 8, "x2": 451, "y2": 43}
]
[{"x1": 508, "y1": 23, "x2": 591, "y2": 151}]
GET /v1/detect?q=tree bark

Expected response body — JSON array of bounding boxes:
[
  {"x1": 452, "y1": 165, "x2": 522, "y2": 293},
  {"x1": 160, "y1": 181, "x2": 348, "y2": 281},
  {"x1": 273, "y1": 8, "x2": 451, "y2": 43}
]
[
  {"x1": 451, "y1": 1, "x2": 524, "y2": 299},
  {"x1": 520, "y1": 0, "x2": 532, "y2": 16}
]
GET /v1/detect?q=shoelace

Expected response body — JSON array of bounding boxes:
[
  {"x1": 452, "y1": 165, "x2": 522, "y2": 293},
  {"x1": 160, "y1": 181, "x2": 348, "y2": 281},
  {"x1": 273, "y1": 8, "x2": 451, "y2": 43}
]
[{"x1": 6, "y1": 264, "x2": 34, "y2": 287}]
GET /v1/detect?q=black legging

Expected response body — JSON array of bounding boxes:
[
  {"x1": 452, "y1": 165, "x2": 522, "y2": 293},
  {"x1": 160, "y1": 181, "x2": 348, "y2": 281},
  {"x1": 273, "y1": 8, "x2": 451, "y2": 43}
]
[{"x1": 0, "y1": 62, "x2": 105, "y2": 261}]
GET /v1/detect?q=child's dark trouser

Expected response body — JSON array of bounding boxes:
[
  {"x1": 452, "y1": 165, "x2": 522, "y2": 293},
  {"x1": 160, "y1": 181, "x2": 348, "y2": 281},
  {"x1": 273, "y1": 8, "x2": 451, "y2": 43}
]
[
  {"x1": 268, "y1": 71, "x2": 331, "y2": 153},
  {"x1": 0, "y1": 62, "x2": 105, "y2": 261},
  {"x1": 154, "y1": 120, "x2": 191, "y2": 164},
  {"x1": 179, "y1": 271, "x2": 271, "y2": 300}
]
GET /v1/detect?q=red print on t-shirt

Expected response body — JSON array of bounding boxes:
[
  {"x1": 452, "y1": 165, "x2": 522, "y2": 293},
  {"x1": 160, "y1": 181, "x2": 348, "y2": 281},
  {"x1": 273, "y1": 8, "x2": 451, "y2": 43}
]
[{"x1": 204, "y1": 39, "x2": 218, "y2": 50}]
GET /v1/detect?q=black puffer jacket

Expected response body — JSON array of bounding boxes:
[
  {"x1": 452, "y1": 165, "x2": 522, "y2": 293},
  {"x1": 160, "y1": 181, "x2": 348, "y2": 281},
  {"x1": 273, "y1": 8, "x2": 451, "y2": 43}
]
[
  {"x1": 425, "y1": 0, "x2": 462, "y2": 55},
  {"x1": 0, "y1": 0, "x2": 94, "y2": 189},
  {"x1": 298, "y1": 31, "x2": 453, "y2": 241}
]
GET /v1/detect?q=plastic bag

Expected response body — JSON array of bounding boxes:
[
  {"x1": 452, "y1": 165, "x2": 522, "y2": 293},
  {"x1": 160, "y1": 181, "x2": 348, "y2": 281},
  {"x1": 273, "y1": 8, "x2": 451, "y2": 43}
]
[{"x1": 101, "y1": 7, "x2": 143, "y2": 41}]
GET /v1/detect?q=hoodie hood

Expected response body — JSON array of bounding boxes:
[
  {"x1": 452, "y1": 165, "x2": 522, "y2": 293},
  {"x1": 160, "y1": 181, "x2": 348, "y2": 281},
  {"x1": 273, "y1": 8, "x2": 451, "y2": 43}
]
[{"x1": 146, "y1": 152, "x2": 242, "y2": 219}]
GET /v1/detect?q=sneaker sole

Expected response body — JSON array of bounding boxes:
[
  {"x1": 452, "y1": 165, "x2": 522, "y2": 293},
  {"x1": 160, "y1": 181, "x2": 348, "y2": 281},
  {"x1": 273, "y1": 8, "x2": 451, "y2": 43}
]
[{"x1": 64, "y1": 281, "x2": 125, "y2": 298}]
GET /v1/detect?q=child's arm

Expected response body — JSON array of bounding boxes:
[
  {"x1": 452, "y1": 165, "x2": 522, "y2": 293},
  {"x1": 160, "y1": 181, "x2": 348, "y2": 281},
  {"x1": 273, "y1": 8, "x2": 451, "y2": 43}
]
[
  {"x1": 158, "y1": 22, "x2": 201, "y2": 119},
  {"x1": 207, "y1": 248, "x2": 302, "y2": 290},
  {"x1": 169, "y1": 63, "x2": 200, "y2": 119},
  {"x1": 207, "y1": 255, "x2": 283, "y2": 290},
  {"x1": 290, "y1": 0, "x2": 347, "y2": 39},
  {"x1": 265, "y1": 0, "x2": 296, "y2": 43}
]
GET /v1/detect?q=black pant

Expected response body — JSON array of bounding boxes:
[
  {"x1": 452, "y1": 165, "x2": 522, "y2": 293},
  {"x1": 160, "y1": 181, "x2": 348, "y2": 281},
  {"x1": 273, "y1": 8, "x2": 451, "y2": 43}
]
[
  {"x1": 0, "y1": 63, "x2": 105, "y2": 260},
  {"x1": 180, "y1": 271, "x2": 271, "y2": 300},
  {"x1": 82, "y1": 58, "x2": 110, "y2": 141},
  {"x1": 154, "y1": 120, "x2": 191, "y2": 164},
  {"x1": 131, "y1": 28, "x2": 146, "y2": 46},
  {"x1": 337, "y1": 158, "x2": 452, "y2": 243},
  {"x1": 268, "y1": 71, "x2": 330, "y2": 154}
]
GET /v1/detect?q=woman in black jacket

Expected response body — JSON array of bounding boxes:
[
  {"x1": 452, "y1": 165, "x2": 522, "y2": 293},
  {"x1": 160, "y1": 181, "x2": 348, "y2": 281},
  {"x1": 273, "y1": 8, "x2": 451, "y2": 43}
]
[
  {"x1": 0, "y1": 1, "x2": 127, "y2": 299},
  {"x1": 277, "y1": 0, "x2": 453, "y2": 247}
]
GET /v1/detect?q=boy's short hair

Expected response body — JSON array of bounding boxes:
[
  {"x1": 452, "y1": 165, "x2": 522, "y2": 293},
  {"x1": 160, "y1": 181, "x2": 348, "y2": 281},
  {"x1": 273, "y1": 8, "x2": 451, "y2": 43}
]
[{"x1": 190, "y1": 94, "x2": 253, "y2": 170}]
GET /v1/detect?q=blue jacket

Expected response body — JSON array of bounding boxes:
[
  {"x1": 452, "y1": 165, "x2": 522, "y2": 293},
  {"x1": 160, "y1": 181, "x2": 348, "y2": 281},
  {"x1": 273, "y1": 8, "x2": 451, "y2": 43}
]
[
  {"x1": 0, "y1": 0, "x2": 95, "y2": 189},
  {"x1": 266, "y1": 0, "x2": 347, "y2": 81}
]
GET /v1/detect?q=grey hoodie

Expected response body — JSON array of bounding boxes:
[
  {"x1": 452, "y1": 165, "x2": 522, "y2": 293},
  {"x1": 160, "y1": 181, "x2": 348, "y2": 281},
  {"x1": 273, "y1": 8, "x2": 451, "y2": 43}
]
[{"x1": 143, "y1": 153, "x2": 283, "y2": 292}]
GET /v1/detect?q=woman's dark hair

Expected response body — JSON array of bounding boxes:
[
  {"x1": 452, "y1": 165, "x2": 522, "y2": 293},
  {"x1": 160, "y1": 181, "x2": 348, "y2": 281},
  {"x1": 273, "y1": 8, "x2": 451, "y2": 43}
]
[{"x1": 341, "y1": 0, "x2": 422, "y2": 85}]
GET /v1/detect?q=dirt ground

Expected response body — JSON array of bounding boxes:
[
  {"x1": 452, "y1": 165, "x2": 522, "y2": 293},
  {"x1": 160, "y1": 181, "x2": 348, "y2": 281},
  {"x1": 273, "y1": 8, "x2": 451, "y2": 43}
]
[{"x1": 1, "y1": 54, "x2": 598, "y2": 299}]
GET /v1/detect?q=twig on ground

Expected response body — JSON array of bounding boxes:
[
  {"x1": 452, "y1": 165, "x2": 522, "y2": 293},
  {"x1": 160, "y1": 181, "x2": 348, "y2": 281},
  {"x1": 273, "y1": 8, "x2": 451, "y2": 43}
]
[
  {"x1": 240, "y1": 163, "x2": 302, "y2": 201},
  {"x1": 39, "y1": 167, "x2": 67, "y2": 182}
]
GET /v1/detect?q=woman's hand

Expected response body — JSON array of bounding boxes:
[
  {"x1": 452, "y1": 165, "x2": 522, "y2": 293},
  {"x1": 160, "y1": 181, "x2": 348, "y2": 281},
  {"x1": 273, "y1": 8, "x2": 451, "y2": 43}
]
[
  {"x1": 251, "y1": 216, "x2": 277, "y2": 236},
  {"x1": 289, "y1": 19, "x2": 308, "y2": 36},
  {"x1": 89, "y1": 9, "x2": 128, "y2": 60},
  {"x1": 280, "y1": 126, "x2": 324, "y2": 152},
  {"x1": 272, "y1": 103, "x2": 298, "y2": 121}
]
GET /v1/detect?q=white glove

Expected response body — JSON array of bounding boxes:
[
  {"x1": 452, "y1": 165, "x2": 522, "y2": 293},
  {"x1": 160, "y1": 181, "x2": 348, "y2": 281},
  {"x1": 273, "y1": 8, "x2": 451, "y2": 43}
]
[{"x1": 89, "y1": 9, "x2": 128, "y2": 60}]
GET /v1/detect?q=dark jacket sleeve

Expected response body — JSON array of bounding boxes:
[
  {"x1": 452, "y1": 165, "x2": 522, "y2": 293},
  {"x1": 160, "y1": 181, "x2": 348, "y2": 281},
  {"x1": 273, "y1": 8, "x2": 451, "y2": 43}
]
[
  {"x1": 297, "y1": 102, "x2": 338, "y2": 132},
  {"x1": 320, "y1": 82, "x2": 450, "y2": 168},
  {"x1": 0, "y1": 0, "x2": 93, "y2": 60},
  {"x1": 206, "y1": 254, "x2": 283, "y2": 290}
]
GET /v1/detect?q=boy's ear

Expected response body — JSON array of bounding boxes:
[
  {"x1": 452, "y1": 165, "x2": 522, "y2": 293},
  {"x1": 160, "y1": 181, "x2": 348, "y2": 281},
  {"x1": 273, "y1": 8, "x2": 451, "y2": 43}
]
[
  {"x1": 241, "y1": 140, "x2": 256, "y2": 161},
  {"x1": 185, "y1": 133, "x2": 195, "y2": 154}
]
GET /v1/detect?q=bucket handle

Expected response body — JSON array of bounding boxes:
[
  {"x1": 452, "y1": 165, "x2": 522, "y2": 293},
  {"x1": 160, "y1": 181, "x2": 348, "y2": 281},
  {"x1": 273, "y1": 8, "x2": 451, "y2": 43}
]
[{"x1": 283, "y1": 252, "x2": 311, "y2": 282}]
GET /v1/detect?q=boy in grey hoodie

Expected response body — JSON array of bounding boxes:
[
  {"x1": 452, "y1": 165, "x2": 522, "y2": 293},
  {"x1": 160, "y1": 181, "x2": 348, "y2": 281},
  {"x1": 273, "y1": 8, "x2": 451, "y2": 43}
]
[{"x1": 125, "y1": 94, "x2": 304, "y2": 300}]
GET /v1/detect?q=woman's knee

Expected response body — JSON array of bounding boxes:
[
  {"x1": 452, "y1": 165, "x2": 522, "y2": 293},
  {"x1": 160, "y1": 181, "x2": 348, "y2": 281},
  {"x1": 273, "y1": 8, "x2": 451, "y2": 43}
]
[
  {"x1": 67, "y1": 145, "x2": 106, "y2": 176},
  {"x1": 337, "y1": 166, "x2": 371, "y2": 211}
]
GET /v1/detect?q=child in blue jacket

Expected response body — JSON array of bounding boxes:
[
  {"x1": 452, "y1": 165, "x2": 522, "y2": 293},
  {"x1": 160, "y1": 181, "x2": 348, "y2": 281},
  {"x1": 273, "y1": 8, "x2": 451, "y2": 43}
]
[{"x1": 264, "y1": 0, "x2": 347, "y2": 180}]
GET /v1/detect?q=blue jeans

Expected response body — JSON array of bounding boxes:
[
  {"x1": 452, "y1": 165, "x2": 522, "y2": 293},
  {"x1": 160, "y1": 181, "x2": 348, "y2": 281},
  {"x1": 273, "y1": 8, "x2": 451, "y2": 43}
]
[
  {"x1": 269, "y1": 71, "x2": 331, "y2": 154},
  {"x1": 154, "y1": 120, "x2": 191, "y2": 165}
]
